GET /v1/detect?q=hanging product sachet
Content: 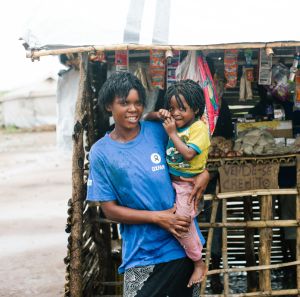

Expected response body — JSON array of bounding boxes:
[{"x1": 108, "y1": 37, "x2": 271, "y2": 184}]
[
  {"x1": 224, "y1": 49, "x2": 238, "y2": 88},
  {"x1": 115, "y1": 50, "x2": 128, "y2": 72},
  {"x1": 149, "y1": 49, "x2": 166, "y2": 89},
  {"x1": 239, "y1": 50, "x2": 254, "y2": 101},
  {"x1": 258, "y1": 49, "x2": 272, "y2": 85},
  {"x1": 166, "y1": 50, "x2": 180, "y2": 88}
]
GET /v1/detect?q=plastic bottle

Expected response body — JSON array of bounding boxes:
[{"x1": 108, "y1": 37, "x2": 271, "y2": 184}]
[{"x1": 289, "y1": 52, "x2": 300, "y2": 81}]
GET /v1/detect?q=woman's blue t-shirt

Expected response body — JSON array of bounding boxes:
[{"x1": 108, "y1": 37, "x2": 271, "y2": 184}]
[{"x1": 86, "y1": 121, "x2": 204, "y2": 273}]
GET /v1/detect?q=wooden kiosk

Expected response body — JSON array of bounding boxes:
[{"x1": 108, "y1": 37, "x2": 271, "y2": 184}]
[
  {"x1": 39, "y1": 45, "x2": 299, "y2": 297},
  {"x1": 22, "y1": 2, "x2": 300, "y2": 295}
]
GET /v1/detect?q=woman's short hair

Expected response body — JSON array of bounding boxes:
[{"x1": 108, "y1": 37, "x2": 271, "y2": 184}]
[{"x1": 98, "y1": 72, "x2": 146, "y2": 113}]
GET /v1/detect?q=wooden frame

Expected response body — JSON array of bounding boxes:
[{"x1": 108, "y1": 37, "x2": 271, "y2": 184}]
[{"x1": 64, "y1": 50, "x2": 300, "y2": 296}]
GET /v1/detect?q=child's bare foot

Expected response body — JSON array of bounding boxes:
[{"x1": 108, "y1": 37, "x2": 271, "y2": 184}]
[{"x1": 187, "y1": 259, "x2": 208, "y2": 288}]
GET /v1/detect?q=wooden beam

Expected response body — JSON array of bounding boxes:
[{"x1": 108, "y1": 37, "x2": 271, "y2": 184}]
[
  {"x1": 198, "y1": 219, "x2": 298, "y2": 228},
  {"x1": 26, "y1": 41, "x2": 300, "y2": 59},
  {"x1": 202, "y1": 288, "x2": 300, "y2": 297},
  {"x1": 217, "y1": 189, "x2": 298, "y2": 199}
]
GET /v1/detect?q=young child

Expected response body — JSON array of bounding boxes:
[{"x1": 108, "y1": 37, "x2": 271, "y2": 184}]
[{"x1": 146, "y1": 79, "x2": 210, "y2": 287}]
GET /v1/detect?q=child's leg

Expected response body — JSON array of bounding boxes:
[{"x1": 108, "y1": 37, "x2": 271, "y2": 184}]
[{"x1": 172, "y1": 181, "x2": 208, "y2": 287}]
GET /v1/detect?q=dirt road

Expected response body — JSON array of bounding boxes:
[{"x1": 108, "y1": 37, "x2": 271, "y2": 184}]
[{"x1": 0, "y1": 130, "x2": 72, "y2": 297}]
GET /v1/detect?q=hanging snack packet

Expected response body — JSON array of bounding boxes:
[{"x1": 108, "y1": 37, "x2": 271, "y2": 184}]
[
  {"x1": 224, "y1": 49, "x2": 238, "y2": 88},
  {"x1": 245, "y1": 67, "x2": 254, "y2": 82},
  {"x1": 166, "y1": 50, "x2": 180, "y2": 88},
  {"x1": 289, "y1": 53, "x2": 300, "y2": 82},
  {"x1": 115, "y1": 50, "x2": 128, "y2": 72},
  {"x1": 150, "y1": 49, "x2": 165, "y2": 89}
]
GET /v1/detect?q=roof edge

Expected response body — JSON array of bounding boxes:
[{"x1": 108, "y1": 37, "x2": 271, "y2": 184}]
[{"x1": 26, "y1": 41, "x2": 300, "y2": 60}]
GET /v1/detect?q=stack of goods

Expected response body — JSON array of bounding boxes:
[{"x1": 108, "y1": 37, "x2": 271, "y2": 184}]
[
  {"x1": 233, "y1": 129, "x2": 300, "y2": 156},
  {"x1": 233, "y1": 129, "x2": 275, "y2": 155},
  {"x1": 209, "y1": 131, "x2": 300, "y2": 158},
  {"x1": 208, "y1": 136, "x2": 237, "y2": 158}
]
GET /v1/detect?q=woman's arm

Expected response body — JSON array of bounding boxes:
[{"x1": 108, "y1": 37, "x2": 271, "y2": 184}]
[
  {"x1": 143, "y1": 109, "x2": 171, "y2": 121},
  {"x1": 143, "y1": 111, "x2": 160, "y2": 121},
  {"x1": 100, "y1": 201, "x2": 191, "y2": 238}
]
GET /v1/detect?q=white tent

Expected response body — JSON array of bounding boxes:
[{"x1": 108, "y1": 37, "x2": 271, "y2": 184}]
[
  {"x1": 22, "y1": 0, "x2": 300, "y2": 55},
  {"x1": 0, "y1": 77, "x2": 57, "y2": 128}
]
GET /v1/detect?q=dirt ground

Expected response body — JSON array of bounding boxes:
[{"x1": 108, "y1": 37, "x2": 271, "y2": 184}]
[{"x1": 0, "y1": 130, "x2": 72, "y2": 297}]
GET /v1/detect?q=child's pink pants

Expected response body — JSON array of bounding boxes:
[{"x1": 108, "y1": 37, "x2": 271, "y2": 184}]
[{"x1": 172, "y1": 180, "x2": 203, "y2": 261}]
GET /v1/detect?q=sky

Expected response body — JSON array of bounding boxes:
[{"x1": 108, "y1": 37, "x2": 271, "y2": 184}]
[
  {"x1": 0, "y1": 0, "x2": 62, "y2": 91},
  {"x1": 1, "y1": 0, "x2": 299, "y2": 92}
]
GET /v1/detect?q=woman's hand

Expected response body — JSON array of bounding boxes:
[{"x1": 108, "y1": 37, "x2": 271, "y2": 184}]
[
  {"x1": 100, "y1": 201, "x2": 191, "y2": 238},
  {"x1": 158, "y1": 109, "x2": 171, "y2": 120},
  {"x1": 180, "y1": 169, "x2": 210, "y2": 211},
  {"x1": 153, "y1": 204, "x2": 191, "y2": 238}
]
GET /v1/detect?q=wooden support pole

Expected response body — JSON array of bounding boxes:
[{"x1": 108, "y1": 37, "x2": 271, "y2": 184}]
[
  {"x1": 70, "y1": 52, "x2": 89, "y2": 297},
  {"x1": 258, "y1": 195, "x2": 273, "y2": 292},
  {"x1": 296, "y1": 155, "x2": 300, "y2": 292},
  {"x1": 200, "y1": 198, "x2": 219, "y2": 295},
  {"x1": 223, "y1": 198, "x2": 229, "y2": 296},
  {"x1": 244, "y1": 197, "x2": 257, "y2": 292},
  {"x1": 95, "y1": 217, "x2": 299, "y2": 228}
]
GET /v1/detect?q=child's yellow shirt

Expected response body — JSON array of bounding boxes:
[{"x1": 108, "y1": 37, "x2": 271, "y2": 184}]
[{"x1": 166, "y1": 120, "x2": 210, "y2": 177}]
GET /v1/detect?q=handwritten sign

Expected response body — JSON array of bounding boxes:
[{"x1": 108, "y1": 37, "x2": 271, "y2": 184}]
[{"x1": 218, "y1": 163, "x2": 279, "y2": 193}]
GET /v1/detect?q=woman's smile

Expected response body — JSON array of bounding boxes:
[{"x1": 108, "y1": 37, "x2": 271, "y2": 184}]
[{"x1": 127, "y1": 115, "x2": 139, "y2": 123}]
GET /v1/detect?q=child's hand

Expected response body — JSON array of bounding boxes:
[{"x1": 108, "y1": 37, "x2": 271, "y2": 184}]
[
  {"x1": 200, "y1": 115, "x2": 208, "y2": 125},
  {"x1": 163, "y1": 117, "x2": 177, "y2": 135},
  {"x1": 158, "y1": 109, "x2": 171, "y2": 120}
]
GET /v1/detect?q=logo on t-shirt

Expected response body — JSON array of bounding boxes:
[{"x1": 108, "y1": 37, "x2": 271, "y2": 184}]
[
  {"x1": 150, "y1": 153, "x2": 165, "y2": 172},
  {"x1": 150, "y1": 153, "x2": 161, "y2": 164}
]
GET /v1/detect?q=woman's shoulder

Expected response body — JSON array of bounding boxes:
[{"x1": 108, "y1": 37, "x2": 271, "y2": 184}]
[
  {"x1": 142, "y1": 120, "x2": 164, "y2": 134},
  {"x1": 90, "y1": 134, "x2": 110, "y2": 156},
  {"x1": 142, "y1": 121, "x2": 167, "y2": 139},
  {"x1": 142, "y1": 119, "x2": 162, "y2": 128}
]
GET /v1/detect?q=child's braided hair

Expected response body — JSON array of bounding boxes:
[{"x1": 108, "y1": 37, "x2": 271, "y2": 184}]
[{"x1": 164, "y1": 79, "x2": 205, "y2": 117}]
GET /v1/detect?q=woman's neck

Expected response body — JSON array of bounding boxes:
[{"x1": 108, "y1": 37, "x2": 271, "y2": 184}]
[{"x1": 110, "y1": 124, "x2": 141, "y2": 143}]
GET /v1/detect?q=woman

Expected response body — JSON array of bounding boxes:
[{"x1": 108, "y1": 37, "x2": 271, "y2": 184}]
[{"x1": 87, "y1": 72, "x2": 210, "y2": 297}]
